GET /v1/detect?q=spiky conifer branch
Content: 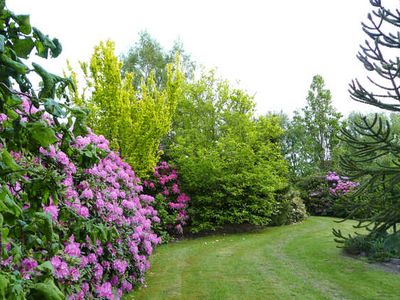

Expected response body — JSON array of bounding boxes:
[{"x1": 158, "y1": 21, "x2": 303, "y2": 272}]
[{"x1": 334, "y1": 0, "x2": 400, "y2": 243}]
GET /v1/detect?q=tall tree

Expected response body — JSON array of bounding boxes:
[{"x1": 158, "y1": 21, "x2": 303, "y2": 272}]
[
  {"x1": 334, "y1": 0, "x2": 400, "y2": 246},
  {"x1": 284, "y1": 75, "x2": 342, "y2": 176},
  {"x1": 121, "y1": 31, "x2": 195, "y2": 89}
]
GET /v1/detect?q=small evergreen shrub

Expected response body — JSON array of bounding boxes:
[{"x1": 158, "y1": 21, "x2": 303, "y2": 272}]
[
  {"x1": 341, "y1": 232, "x2": 400, "y2": 262},
  {"x1": 343, "y1": 235, "x2": 369, "y2": 255},
  {"x1": 272, "y1": 188, "x2": 307, "y2": 225}
]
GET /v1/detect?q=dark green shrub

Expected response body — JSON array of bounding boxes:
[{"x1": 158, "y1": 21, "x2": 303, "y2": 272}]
[
  {"x1": 341, "y1": 232, "x2": 400, "y2": 262},
  {"x1": 343, "y1": 235, "x2": 370, "y2": 255},
  {"x1": 368, "y1": 238, "x2": 392, "y2": 262},
  {"x1": 383, "y1": 232, "x2": 400, "y2": 258},
  {"x1": 297, "y1": 175, "x2": 333, "y2": 216}
]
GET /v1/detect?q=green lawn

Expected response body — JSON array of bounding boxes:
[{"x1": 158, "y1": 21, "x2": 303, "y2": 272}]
[{"x1": 127, "y1": 217, "x2": 400, "y2": 300}]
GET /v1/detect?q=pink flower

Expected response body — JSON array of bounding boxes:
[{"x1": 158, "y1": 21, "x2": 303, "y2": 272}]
[
  {"x1": 70, "y1": 267, "x2": 80, "y2": 281},
  {"x1": 96, "y1": 282, "x2": 113, "y2": 299},
  {"x1": 53, "y1": 261, "x2": 69, "y2": 279},
  {"x1": 56, "y1": 151, "x2": 69, "y2": 166},
  {"x1": 112, "y1": 259, "x2": 128, "y2": 274},
  {"x1": 88, "y1": 253, "x2": 97, "y2": 264},
  {"x1": 43, "y1": 203, "x2": 59, "y2": 221},
  {"x1": 152, "y1": 216, "x2": 160, "y2": 223},
  {"x1": 0, "y1": 113, "x2": 8, "y2": 123},
  {"x1": 80, "y1": 256, "x2": 88, "y2": 268},
  {"x1": 108, "y1": 190, "x2": 118, "y2": 200},
  {"x1": 74, "y1": 136, "x2": 91, "y2": 149},
  {"x1": 94, "y1": 263, "x2": 103, "y2": 281},
  {"x1": 96, "y1": 246, "x2": 104, "y2": 256},
  {"x1": 172, "y1": 183, "x2": 180, "y2": 194},
  {"x1": 21, "y1": 258, "x2": 38, "y2": 272},
  {"x1": 139, "y1": 194, "x2": 154, "y2": 203},
  {"x1": 121, "y1": 280, "x2": 133, "y2": 292},
  {"x1": 21, "y1": 98, "x2": 39, "y2": 114},
  {"x1": 177, "y1": 193, "x2": 190, "y2": 203},
  {"x1": 110, "y1": 275, "x2": 119, "y2": 285},
  {"x1": 81, "y1": 188, "x2": 93, "y2": 199},
  {"x1": 1, "y1": 256, "x2": 13, "y2": 267},
  {"x1": 77, "y1": 205, "x2": 89, "y2": 218},
  {"x1": 162, "y1": 188, "x2": 169, "y2": 196},
  {"x1": 175, "y1": 224, "x2": 183, "y2": 234},
  {"x1": 50, "y1": 256, "x2": 62, "y2": 269},
  {"x1": 168, "y1": 202, "x2": 185, "y2": 210},
  {"x1": 65, "y1": 235, "x2": 81, "y2": 257}
]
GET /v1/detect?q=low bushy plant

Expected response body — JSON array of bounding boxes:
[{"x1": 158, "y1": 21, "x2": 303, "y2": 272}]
[
  {"x1": 340, "y1": 232, "x2": 400, "y2": 262},
  {"x1": 343, "y1": 235, "x2": 370, "y2": 255},
  {"x1": 271, "y1": 188, "x2": 307, "y2": 225}
]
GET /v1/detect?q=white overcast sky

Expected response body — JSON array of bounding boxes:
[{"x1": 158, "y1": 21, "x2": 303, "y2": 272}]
[{"x1": 7, "y1": 0, "x2": 400, "y2": 116}]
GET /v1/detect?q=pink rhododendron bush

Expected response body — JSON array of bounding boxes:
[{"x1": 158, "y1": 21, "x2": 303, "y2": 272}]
[
  {"x1": 1, "y1": 95, "x2": 161, "y2": 299},
  {"x1": 300, "y1": 171, "x2": 358, "y2": 216},
  {"x1": 0, "y1": 3, "x2": 160, "y2": 299},
  {"x1": 143, "y1": 161, "x2": 189, "y2": 241}
]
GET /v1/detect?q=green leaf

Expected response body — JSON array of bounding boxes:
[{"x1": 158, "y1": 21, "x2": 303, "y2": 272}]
[
  {"x1": 9, "y1": 283, "x2": 24, "y2": 300},
  {"x1": 50, "y1": 38, "x2": 62, "y2": 58},
  {"x1": 33, "y1": 212, "x2": 53, "y2": 243},
  {"x1": 0, "y1": 187, "x2": 22, "y2": 217},
  {"x1": 5, "y1": 94, "x2": 22, "y2": 107},
  {"x1": 36, "y1": 261, "x2": 54, "y2": 274},
  {"x1": 0, "y1": 273, "x2": 9, "y2": 299},
  {"x1": 0, "y1": 149, "x2": 21, "y2": 171},
  {"x1": 15, "y1": 15, "x2": 31, "y2": 34},
  {"x1": 0, "y1": 53, "x2": 28, "y2": 74},
  {"x1": 30, "y1": 280, "x2": 64, "y2": 300},
  {"x1": 35, "y1": 39, "x2": 47, "y2": 58},
  {"x1": 0, "y1": 35, "x2": 5, "y2": 53},
  {"x1": 44, "y1": 98, "x2": 65, "y2": 118},
  {"x1": 1, "y1": 228, "x2": 9, "y2": 244},
  {"x1": 26, "y1": 121, "x2": 57, "y2": 147},
  {"x1": 13, "y1": 38, "x2": 34, "y2": 59},
  {"x1": 32, "y1": 28, "x2": 61, "y2": 58},
  {"x1": 32, "y1": 63, "x2": 66, "y2": 98}
]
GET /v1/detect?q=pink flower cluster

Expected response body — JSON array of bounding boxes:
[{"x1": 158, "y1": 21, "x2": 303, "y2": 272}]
[
  {"x1": 144, "y1": 161, "x2": 189, "y2": 236},
  {"x1": 326, "y1": 171, "x2": 359, "y2": 196}
]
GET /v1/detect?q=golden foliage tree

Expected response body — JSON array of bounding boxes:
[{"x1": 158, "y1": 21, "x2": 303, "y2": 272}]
[{"x1": 69, "y1": 40, "x2": 184, "y2": 177}]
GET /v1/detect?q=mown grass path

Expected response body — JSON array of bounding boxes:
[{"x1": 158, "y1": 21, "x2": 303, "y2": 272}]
[{"x1": 127, "y1": 217, "x2": 400, "y2": 299}]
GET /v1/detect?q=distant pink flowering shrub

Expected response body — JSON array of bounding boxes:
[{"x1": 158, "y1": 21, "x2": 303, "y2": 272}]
[
  {"x1": 302, "y1": 171, "x2": 358, "y2": 216},
  {"x1": 326, "y1": 171, "x2": 359, "y2": 197},
  {"x1": 143, "y1": 161, "x2": 190, "y2": 241}
]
